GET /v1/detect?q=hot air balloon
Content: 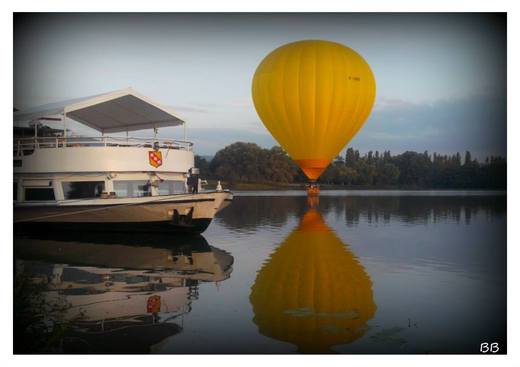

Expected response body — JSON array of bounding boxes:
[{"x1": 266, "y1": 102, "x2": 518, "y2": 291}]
[
  {"x1": 249, "y1": 209, "x2": 376, "y2": 353},
  {"x1": 252, "y1": 40, "x2": 376, "y2": 192}
]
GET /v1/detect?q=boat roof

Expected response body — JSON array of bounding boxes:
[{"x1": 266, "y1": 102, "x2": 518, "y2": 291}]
[{"x1": 13, "y1": 88, "x2": 185, "y2": 133}]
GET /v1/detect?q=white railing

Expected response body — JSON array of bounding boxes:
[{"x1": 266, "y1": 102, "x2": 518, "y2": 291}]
[{"x1": 14, "y1": 136, "x2": 193, "y2": 157}]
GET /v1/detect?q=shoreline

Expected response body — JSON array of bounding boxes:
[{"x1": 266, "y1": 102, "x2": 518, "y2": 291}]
[
  {"x1": 230, "y1": 189, "x2": 506, "y2": 197},
  {"x1": 204, "y1": 180, "x2": 506, "y2": 192}
]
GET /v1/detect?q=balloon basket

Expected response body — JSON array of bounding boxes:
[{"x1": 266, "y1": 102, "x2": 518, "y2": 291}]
[{"x1": 306, "y1": 183, "x2": 320, "y2": 197}]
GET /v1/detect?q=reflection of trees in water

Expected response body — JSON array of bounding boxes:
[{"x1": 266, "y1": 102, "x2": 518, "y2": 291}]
[
  {"x1": 217, "y1": 196, "x2": 308, "y2": 231},
  {"x1": 218, "y1": 195, "x2": 505, "y2": 230},
  {"x1": 338, "y1": 196, "x2": 506, "y2": 226}
]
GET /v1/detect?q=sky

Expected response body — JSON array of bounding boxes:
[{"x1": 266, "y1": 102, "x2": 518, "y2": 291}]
[{"x1": 13, "y1": 13, "x2": 506, "y2": 160}]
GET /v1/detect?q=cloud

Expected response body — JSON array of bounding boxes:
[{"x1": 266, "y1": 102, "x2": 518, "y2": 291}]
[
  {"x1": 373, "y1": 97, "x2": 420, "y2": 112},
  {"x1": 172, "y1": 94, "x2": 506, "y2": 160},
  {"x1": 351, "y1": 94, "x2": 506, "y2": 160},
  {"x1": 185, "y1": 94, "x2": 506, "y2": 161},
  {"x1": 187, "y1": 127, "x2": 276, "y2": 156},
  {"x1": 61, "y1": 94, "x2": 505, "y2": 162}
]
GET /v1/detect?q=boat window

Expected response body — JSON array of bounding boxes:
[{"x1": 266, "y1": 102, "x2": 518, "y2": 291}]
[
  {"x1": 114, "y1": 180, "x2": 151, "y2": 198},
  {"x1": 25, "y1": 188, "x2": 55, "y2": 201},
  {"x1": 158, "y1": 180, "x2": 186, "y2": 195},
  {"x1": 24, "y1": 180, "x2": 52, "y2": 187},
  {"x1": 62, "y1": 181, "x2": 105, "y2": 200}
]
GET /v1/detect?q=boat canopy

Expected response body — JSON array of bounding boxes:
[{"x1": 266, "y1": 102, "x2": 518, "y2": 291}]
[{"x1": 13, "y1": 88, "x2": 185, "y2": 133}]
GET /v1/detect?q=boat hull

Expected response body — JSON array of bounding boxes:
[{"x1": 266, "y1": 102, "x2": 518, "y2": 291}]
[
  {"x1": 15, "y1": 218, "x2": 213, "y2": 234},
  {"x1": 14, "y1": 191, "x2": 233, "y2": 234}
]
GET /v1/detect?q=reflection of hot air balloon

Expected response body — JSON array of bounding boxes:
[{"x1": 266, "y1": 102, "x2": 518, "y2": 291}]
[
  {"x1": 252, "y1": 40, "x2": 376, "y2": 185},
  {"x1": 249, "y1": 209, "x2": 376, "y2": 353}
]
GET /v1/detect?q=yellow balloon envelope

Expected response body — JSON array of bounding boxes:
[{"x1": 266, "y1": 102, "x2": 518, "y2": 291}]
[
  {"x1": 249, "y1": 209, "x2": 376, "y2": 353},
  {"x1": 252, "y1": 40, "x2": 376, "y2": 180}
]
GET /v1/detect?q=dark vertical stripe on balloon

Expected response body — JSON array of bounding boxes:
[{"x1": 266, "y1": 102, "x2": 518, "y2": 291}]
[
  {"x1": 343, "y1": 54, "x2": 364, "y2": 148},
  {"x1": 296, "y1": 43, "x2": 307, "y2": 156},
  {"x1": 322, "y1": 42, "x2": 337, "y2": 157},
  {"x1": 267, "y1": 49, "x2": 281, "y2": 143},
  {"x1": 278, "y1": 43, "x2": 293, "y2": 152},
  {"x1": 311, "y1": 42, "x2": 317, "y2": 153},
  {"x1": 293, "y1": 44, "x2": 306, "y2": 155},
  {"x1": 336, "y1": 48, "x2": 350, "y2": 152},
  {"x1": 258, "y1": 53, "x2": 281, "y2": 146}
]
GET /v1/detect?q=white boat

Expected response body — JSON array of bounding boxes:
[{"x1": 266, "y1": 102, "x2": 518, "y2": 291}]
[{"x1": 14, "y1": 88, "x2": 233, "y2": 233}]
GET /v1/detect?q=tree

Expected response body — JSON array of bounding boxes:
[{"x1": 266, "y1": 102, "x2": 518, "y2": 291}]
[
  {"x1": 265, "y1": 146, "x2": 298, "y2": 183},
  {"x1": 208, "y1": 142, "x2": 506, "y2": 189},
  {"x1": 333, "y1": 155, "x2": 345, "y2": 166},
  {"x1": 210, "y1": 142, "x2": 298, "y2": 184},
  {"x1": 464, "y1": 151, "x2": 472, "y2": 166},
  {"x1": 394, "y1": 151, "x2": 432, "y2": 187},
  {"x1": 195, "y1": 155, "x2": 211, "y2": 178},
  {"x1": 345, "y1": 148, "x2": 357, "y2": 167},
  {"x1": 210, "y1": 142, "x2": 264, "y2": 183},
  {"x1": 376, "y1": 163, "x2": 400, "y2": 186}
]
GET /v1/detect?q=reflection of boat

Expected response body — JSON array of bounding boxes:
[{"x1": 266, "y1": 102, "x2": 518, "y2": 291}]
[
  {"x1": 14, "y1": 233, "x2": 234, "y2": 353},
  {"x1": 14, "y1": 88, "x2": 233, "y2": 234},
  {"x1": 15, "y1": 233, "x2": 233, "y2": 282},
  {"x1": 249, "y1": 209, "x2": 376, "y2": 353}
]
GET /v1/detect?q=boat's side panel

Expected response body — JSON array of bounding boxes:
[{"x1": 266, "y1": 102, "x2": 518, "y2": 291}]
[
  {"x1": 14, "y1": 191, "x2": 233, "y2": 234},
  {"x1": 14, "y1": 146, "x2": 194, "y2": 174},
  {"x1": 15, "y1": 199, "x2": 214, "y2": 223},
  {"x1": 15, "y1": 218, "x2": 213, "y2": 234}
]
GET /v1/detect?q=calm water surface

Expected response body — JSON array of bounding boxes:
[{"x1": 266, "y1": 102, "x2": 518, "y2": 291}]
[{"x1": 14, "y1": 191, "x2": 507, "y2": 354}]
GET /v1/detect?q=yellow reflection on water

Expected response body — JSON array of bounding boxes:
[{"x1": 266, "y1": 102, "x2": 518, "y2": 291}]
[{"x1": 250, "y1": 208, "x2": 376, "y2": 353}]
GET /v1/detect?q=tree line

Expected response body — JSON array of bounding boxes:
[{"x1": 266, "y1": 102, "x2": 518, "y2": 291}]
[{"x1": 195, "y1": 142, "x2": 506, "y2": 189}]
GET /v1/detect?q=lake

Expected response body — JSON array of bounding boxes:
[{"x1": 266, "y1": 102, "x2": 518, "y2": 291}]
[{"x1": 13, "y1": 191, "x2": 507, "y2": 354}]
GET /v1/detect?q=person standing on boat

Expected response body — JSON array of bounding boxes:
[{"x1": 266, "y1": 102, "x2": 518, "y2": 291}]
[{"x1": 188, "y1": 168, "x2": 200, "y2": 194}]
